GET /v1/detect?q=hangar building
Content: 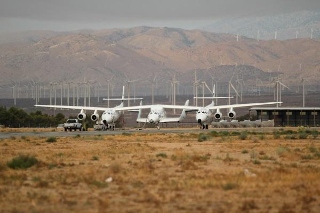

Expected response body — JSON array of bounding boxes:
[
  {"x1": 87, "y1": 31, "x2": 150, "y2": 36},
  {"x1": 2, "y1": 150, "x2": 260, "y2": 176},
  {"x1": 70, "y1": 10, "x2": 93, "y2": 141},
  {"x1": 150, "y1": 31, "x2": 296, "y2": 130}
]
[{"x1": 250, "y1": 107, "x2": 320, "y2": 127}]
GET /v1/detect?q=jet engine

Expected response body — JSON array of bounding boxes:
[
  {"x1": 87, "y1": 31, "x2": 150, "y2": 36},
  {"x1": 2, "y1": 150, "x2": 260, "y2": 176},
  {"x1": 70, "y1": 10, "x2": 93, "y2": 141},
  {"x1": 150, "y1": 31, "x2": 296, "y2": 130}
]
[
  {"x1": 228, "y1": 108, "x2": 236, "y2": 120},
  {"x1": 91, "y1": 110, "x2": 99, "y2": 122},
  {"x1": 77, "y1": 109, "x2": 87, "y2": 120},
  {"x1": 214, "y1": 109, "x2": 222, "y2": 120}
]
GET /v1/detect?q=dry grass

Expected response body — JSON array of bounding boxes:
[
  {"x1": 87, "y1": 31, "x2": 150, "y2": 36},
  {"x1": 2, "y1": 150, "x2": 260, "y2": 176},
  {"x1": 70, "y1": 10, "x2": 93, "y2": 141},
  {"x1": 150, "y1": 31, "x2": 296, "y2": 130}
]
[{"x1": 1, "y1": 129, "x2": 320, "y2": 212}]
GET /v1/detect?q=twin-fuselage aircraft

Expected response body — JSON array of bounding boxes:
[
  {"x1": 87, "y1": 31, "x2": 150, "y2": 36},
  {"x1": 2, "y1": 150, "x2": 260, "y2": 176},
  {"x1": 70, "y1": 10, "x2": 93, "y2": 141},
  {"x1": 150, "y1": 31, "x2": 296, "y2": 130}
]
[{"x1": 35, "y1": 86, "x2": 281, "y2": 130}]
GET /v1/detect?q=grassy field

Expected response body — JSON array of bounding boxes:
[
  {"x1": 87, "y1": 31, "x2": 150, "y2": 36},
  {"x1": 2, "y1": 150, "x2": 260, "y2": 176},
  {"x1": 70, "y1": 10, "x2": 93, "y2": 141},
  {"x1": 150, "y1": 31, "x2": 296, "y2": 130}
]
[{"x1": 1, "y1": 128, "x2": 320, "y2": 212}]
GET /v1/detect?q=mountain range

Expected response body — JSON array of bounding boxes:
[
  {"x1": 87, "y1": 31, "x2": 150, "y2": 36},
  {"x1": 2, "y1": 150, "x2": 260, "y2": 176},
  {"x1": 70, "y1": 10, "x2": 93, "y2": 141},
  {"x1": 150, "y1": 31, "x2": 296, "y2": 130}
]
[
  {"x1": 202, "y1": 10, "x2": 320, "y2": 40},
  {"x1": 0, "y1": 25, "x2": 319, "y2": 98}
]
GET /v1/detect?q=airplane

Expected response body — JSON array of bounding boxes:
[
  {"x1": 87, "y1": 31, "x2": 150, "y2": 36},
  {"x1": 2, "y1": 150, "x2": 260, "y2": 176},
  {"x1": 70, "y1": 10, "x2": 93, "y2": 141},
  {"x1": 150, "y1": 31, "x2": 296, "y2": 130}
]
[
  {"x1": 192, "y1": 101, "x2": 281, "y2": 129},
  {"x1": 192, "y1": 87, "x2": 281, "y2": 129},
  {"x1": 119, "y1": 100, "x2": 281, "y2": 130},
  {"x1": 111, "y1": 97, "x2": 280, "y2": 129},
  {"x1": 35, "y1": 86, "x2": 142, "y2": 130},
  {"x1": 131, "y1": 99, "x2": 190, "y2": 130}
]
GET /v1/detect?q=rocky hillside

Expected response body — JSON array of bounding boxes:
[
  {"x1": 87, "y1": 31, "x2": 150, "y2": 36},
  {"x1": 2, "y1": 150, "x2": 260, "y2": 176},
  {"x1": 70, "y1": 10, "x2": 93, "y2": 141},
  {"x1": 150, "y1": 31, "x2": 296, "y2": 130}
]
[
  {"x1": 202, "y1": 10, "x2": 320, "y2": 40},
  {"x1": 0, "y1": 27, "x2": 320, "y2": 98}
]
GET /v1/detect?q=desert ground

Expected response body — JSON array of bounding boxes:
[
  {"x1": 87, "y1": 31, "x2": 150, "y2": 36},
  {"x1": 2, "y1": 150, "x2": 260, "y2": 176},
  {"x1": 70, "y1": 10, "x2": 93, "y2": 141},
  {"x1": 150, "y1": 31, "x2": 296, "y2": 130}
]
[{"x1": 1, "y1": 127, "x2": 320, "y2": 213}]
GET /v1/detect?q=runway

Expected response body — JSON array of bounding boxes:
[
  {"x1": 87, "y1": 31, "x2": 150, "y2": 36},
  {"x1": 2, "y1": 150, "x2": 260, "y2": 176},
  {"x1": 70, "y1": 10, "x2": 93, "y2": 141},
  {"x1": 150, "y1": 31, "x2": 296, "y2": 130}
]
[
  {"x1": 1, "y1": 126, "x2": 315, "y2": 139},
  {"x1": 0, "y1": 128, "x2": 200, "y2": 139}
]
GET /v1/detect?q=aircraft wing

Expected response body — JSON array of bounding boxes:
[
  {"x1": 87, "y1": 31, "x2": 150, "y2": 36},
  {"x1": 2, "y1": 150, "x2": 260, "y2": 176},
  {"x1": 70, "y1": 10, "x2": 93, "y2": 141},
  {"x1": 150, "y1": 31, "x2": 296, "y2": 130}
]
[
  {"x1": 35, "y1": 105, "x2": 110, "y2": 111},
  {"x1": 128, "y1": 102, "x2": 281, "y2": 111},
  {"x1": 136, "y1": 118, "x2": 147, "y2": 123},
  {"x1": 160, "y1": 117, "x2": 182, "y2": 123},
  {"x1": 194, "y1": 97, "x2": 233, "y2": 99},
  {"x1": 36, "y1": 101, "x2": 280, "y2": 112},
  {"x1": 114, "y1": 104, "x2": 197, "y2": 111},
  {"x1": 103, "y1": 98, "x2": 143, "y2": 101},
  {"x1": 205, "y1": 102, "x2": 281, "y2": 110}
]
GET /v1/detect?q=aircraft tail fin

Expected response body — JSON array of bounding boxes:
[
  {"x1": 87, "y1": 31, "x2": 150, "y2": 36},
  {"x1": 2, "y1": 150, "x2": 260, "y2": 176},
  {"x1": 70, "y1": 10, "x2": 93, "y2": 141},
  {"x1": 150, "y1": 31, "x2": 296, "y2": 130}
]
[
  {"x1": 206, "y1": 100, "x2": 215, "y2": 107},
  {"x1": 135, "y1": 100, "x2": 146, "y2": 123},
  {"x1": 121, "y1": 85, "x2": 125, "y2": 102},
  {"x1": 179, "y1": 99, "x2": 189, "y2": 121},
  {"x1": 115, "y1": 86, "x2": 125, "y2": 108},
  {"x1": 213, "y1": 84, "x2": 215, "y2": 96},
  {"x1": 137, "y1": 100, "x2": 142, "y2": 120}
]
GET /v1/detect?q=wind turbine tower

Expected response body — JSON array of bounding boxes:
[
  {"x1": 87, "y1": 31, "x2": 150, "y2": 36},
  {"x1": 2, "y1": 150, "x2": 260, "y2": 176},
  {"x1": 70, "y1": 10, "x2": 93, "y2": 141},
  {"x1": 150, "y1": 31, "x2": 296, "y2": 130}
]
[
  {"x1": 302, "y1": 78, "x2": 306, "y2": 107},
  {"x1": 193, "y1": 70, "x2": 200, "y2": 106}
]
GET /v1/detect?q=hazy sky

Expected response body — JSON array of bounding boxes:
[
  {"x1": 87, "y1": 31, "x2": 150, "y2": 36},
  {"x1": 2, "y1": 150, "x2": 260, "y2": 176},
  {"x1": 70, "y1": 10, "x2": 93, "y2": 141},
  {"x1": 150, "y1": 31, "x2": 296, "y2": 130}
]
[{"x1": 1, "y1": 0, "x2": 320, "y2": 33}]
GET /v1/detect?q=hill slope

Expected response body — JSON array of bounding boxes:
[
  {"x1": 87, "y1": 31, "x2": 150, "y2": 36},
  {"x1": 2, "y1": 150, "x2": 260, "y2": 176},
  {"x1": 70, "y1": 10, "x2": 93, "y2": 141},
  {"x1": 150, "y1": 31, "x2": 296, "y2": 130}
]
[
  {"x1": 202, "y1": 10, "x2": 320, "y2": 40},
  {"x1": 0, "y1": 27, "x2": 320, "y2": 98}
]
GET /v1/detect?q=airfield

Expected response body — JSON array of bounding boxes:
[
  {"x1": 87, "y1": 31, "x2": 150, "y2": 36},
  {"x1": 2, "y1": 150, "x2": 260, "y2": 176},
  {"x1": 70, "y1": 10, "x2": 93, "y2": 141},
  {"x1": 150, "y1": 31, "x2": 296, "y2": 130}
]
[{"x1": 1, "y1": 127, "x2": 320, "y2": 212}]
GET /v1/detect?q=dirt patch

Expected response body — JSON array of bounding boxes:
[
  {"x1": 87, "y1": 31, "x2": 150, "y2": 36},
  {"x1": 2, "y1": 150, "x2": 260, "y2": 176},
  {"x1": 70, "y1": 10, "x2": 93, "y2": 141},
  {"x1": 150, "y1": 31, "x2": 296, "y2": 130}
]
[{"x1": 1, "y1": 129, "x2": 320, "y2": 212}]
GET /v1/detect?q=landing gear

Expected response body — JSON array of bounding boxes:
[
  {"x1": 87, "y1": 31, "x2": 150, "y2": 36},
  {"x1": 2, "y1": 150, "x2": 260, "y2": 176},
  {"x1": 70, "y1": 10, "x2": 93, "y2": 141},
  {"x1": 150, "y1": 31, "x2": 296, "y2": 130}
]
[
  {"x1": 201, "y1": 124, "x2": 209, "y2": 129},
  {"x1": 107, "y1": 124, "x2": 115, "y2": 131}
]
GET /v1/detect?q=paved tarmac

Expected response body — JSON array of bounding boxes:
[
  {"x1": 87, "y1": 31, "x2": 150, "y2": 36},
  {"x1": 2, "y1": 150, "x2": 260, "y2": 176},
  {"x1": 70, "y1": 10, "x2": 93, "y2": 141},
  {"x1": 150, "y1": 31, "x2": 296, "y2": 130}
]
[
  {"x1": 0, "y1": 128, "x2": 197, "y2": 139},
  {"x1": 2, "y1": 126, "x2": 318, "y2": 139}
]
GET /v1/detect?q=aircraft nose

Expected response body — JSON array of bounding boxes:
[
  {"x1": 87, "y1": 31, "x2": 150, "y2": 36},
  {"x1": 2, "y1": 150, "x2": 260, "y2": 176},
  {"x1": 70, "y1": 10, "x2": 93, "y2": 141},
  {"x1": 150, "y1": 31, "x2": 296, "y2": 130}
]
[
  {"x1": 148, "y1": 114, "x2": 159, "y2": 124},
  {"x1": 102, "y1": 114, "x2": 113, "y2": 124},
  {"x1": 196, "y1": 114, "x2": 206, "y2": 124}
]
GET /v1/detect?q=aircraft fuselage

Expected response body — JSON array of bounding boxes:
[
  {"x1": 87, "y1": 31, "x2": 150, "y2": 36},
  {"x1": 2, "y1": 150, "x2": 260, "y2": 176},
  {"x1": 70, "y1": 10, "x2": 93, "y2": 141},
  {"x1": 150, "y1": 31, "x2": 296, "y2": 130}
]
[
  {"x1": 147, "y1": 106, "x2": 166, "y2": 124},
  {"x1": 101, "y1": 109, "x2": 121, "y2": 125}
]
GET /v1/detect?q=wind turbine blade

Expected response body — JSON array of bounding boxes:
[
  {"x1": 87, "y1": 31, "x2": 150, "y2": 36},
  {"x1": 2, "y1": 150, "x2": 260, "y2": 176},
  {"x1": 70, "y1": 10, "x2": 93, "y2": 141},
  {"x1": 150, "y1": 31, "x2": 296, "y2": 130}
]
[
  {"x1": 279, "y1": 82, "x2": 290, "y2": 90},
  {"x1": 230, "y1": 83, "x2": 240, "y2": 97},
  {"x1": 205, "y1": 83, "x2": 213, "y2": 94}
]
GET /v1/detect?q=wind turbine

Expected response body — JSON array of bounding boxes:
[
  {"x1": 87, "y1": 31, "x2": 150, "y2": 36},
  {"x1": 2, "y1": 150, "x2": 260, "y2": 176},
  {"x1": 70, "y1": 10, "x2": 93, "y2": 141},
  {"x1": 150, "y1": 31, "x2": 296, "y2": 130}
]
[
  {"x1": 67, "y1": 81, "x2": 71, "y2": 106},
  {"x1": 87, "y1": 80, "x2": 93, "y2": 107},
  {"x1": 206, "y1": 68, "x2": 222, "y2": 104},
  {"x1": 95, "y1": 81, "x2": 102, "y2": 103},
  {"x1": 170, "y1": 73, "x2": 179, "y2": 114},
  {"x1": 9, "y1": 81, "x2": 17, "y2": 106},
  {"x1": 302, "y1": 78, "x2": 306, "y2": 107},
  {"x1": 49, "y1": 82, "x2": 53, "y2": 105},
  {"x1": 104, "y1": 75, "x2": 114, "y2": 108},
  {"x1": 255, "y1": 78, "x2": 263, "y2": 96},
  {"x1": 72, "y1": 81, "x2": 76, "y2": 106},
  {"x1": 124, "y1": 73, "x2": 140, "y2": 107},
  {"x1": 193, "y1": 69, "x2": 201, "y2": 106},
  {"x1": 59, "y1": 82, "x2": 64, "y2": 106},
  {"x1": 301, "y1": 78, "x2": 309, "y2": 107},
  {"x1": 30, "y1": 79, "x2": 38, "y2": 105},
  {"x1": 24, "y1": 84, "x2": 29, "y2": 99},
  {"x1": 200, "y1": 81, "x2": 214, "y2": 107},
  {"x1": 228, "y1": 72, "x2": 240, "y2": 104},
  {"x1": 235, "y1": 70, "x2": 244, "y2": 101},
  {"x1": 148, "y1": 73, "x2": 158, "y2": 105},
  {"x1": 273, "y1": 76, "x2": 289, "y2": 107}
]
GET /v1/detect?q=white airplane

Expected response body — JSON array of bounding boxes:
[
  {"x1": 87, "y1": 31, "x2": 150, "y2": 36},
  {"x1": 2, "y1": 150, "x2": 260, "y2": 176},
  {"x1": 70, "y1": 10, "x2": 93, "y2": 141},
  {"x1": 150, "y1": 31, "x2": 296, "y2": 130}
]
[
  {"x1": 131, "y1": 100, "x2": 190, "y2": 129},
  {"x1": 192, "y1": 86, "x2": 281, "y2": 129},
  {"x1": 123, "y1": 100, "x2": 281, "y2": 130},
  {"x1": 192, "y1": 101, "x2": 281, "y2": 129},
  {"x1": 35, "y1": 86, "x2": 141, "y2": 130}
]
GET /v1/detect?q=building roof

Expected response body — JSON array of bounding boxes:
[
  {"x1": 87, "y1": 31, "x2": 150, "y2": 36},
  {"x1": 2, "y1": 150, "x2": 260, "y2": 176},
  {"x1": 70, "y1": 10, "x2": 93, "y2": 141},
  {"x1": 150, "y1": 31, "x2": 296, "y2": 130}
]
[{"x1": 250, "y1": 107, "x2": 320, "y2": 111}]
